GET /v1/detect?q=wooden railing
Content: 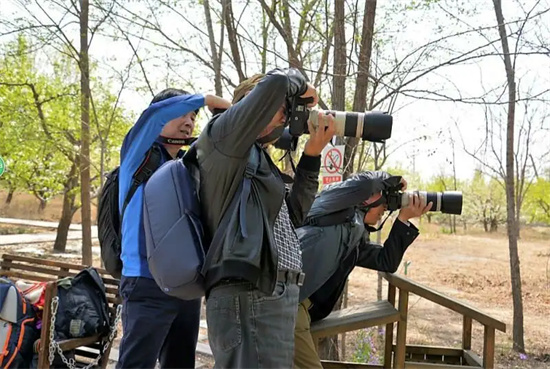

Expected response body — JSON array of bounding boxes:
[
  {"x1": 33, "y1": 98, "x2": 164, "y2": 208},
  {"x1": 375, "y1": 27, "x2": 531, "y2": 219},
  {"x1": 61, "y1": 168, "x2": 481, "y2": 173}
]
[{"x1": 311, "y1": 272, "x2": 506, "y2": 369}]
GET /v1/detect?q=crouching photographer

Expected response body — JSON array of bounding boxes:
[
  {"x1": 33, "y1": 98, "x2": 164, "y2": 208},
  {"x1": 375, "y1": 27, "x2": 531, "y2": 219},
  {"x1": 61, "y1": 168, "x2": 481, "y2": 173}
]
[
  {"x1": 293, "y1": 172, "x2": 449, "y2": 369},
  {"x1": 194, "y1": 68, "x2": 336, "y2": 368}
]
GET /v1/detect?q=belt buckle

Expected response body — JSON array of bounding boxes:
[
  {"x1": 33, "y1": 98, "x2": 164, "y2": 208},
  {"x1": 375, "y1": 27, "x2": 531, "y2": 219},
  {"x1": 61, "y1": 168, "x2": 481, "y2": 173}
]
[{"x1": 297, "y1": 272, "x2": 305, "y2": 287}]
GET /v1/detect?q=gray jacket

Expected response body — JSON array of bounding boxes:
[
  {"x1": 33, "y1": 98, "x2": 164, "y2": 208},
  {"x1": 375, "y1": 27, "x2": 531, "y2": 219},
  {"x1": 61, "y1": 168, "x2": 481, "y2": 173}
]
[
  {"x1": 297, "y1": 171, "x2": 419, "y2": 303},
  {"x1": 196, "y1": 69, "x2": 321, "y2": 294}
]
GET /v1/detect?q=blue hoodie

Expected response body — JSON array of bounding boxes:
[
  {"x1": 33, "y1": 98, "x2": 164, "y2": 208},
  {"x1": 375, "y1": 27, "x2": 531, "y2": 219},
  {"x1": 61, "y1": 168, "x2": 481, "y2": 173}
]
[{"x1": 118, "y1": 94, "x2": 205, "y2": 278}]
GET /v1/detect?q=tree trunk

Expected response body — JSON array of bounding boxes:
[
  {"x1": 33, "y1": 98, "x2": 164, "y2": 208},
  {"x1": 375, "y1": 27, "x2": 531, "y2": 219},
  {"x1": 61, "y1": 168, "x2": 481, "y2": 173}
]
[
  {"x1": 490, "y1": 218, "x2": 498, "y2": 232},
  {"x1": 100, "y1": 141, "x2": 106, "y2": 189},
  {"x1": 332, "y1": 0, "x2": 346, "y2": 112},
  {"x1": 492, "y1": 0, "x2": 524, "y2": 352},
  {"x1": 222, "y1": 0, "x2": 245, "y2": 82},
  {"x1": 54, "y1": 160, "x2": 79, "y2": 253},
  {"x1": 5, "y1": 187, "x2": 15, "y2": 205},
  {"x1": 281, "y1": 0, "x2": 301, "y2": 68},
  {"x1": 53, "y1": 192, "x2": 76, "y2": 253},
  {"x1": 38, "y1": 198, "x2": 47, "y2": 213},
  {"x1": 203, "y1": 0, "x2": 223, "y2": 96},
  {"x1": 317, "y1": 1, "x2": 347, "y2": 360},
  {"x1": 345, "y1": 0, "x2": 377, "y2": 179},
  {"x1": 80, "y1": 0, "x2": 93, "y2": 266}
]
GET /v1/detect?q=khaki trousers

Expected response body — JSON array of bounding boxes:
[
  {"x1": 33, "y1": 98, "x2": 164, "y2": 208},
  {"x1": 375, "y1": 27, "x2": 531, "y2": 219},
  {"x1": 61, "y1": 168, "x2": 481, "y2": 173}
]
[{"x1": 294, "y1": 299, "x2": 323, "y2": 369}]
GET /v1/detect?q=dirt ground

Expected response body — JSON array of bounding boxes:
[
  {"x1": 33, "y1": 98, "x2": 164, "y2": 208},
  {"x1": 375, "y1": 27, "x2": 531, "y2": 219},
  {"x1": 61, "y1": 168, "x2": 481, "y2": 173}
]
[
  {"x1": 343, "y1": 222, "x2": 550, "y2": 368},
  {"x1": 1, "y1": 192, "x2": 549, "y2": 368}
]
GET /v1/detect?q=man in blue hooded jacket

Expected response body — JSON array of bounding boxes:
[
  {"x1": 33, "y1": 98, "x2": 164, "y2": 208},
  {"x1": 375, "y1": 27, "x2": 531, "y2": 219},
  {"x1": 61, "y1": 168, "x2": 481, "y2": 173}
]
[{"x1": 116, "y1": 89, "x2": 230, "y2": 369}]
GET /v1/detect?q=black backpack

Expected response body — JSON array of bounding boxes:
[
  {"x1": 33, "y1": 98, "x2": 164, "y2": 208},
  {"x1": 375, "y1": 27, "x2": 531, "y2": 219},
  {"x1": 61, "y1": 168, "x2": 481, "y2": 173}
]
[
  {"x1": 43, "y1": 268, "x2": 117, "y2": 368},
  {"x1": 97, "y1": 145, "x2": 162, "y2": 279},
  {"x1": 54, "y1": 268, "x2": 111, "y2": 340}
]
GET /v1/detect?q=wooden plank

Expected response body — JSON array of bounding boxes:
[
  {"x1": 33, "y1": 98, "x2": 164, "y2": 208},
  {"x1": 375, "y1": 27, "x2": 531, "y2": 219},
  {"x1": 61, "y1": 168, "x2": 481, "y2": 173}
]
[
  {"x1": 3, "y1": 254, "x2": 109, "y2": 275},
  {"x1": 321, "y1": 360, "x2": 383, "y2": 369},
  {"x1": 463, "y1": 350, "x2": 483, "y2": 367},
  {"x1": 410, "y1": 353, "x2": 426, "y2": 362},
  {"x1": 384, "y1": 284, "x2": 397, "y2": 369},
  {"x1": 397, "y1": 345, "x2": 462, "y2": 357},
  {"x1": 311, "y1": 300, "x2": 400, "y2": 338},
  {"x1": 463, "y1": 316, "x2": 472, "y2": 350},
  {"x1": 105, "y1": 286, "x2": 119, "y2": 295},
  {"x1": 1, "y1": 260, "x2": 77, "y2": 278},
  {"x1": 404, "y1": 362, "x2": 479, "y2": 369},
  {"x1": 441, "y1": 354, "x2": 461, "y2": 365},
  {"x1": 483, "y1": 326, "x2": 495, "y2": 369},
  {"x1": 58, "y1": 335, "x2": 101, "y2": 351},
  {"x1": 383, "y1": 273, "x2": 506, "y2": 332},
  {"x1": 393, "y1": 289, "x2": 409, "y2": 369},
  {"x1": 2, "y1": 255, "x2": 119, "y2": 290},
  {"x1": 1, "y1": 270, "x2": 54, "y2": 282}
]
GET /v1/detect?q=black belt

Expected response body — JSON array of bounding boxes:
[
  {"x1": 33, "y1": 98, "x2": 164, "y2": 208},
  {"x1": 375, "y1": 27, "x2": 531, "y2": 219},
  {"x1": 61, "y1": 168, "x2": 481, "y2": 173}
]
[{"x1": 277, "y1": 270, "x2": 305, "y2": 286}]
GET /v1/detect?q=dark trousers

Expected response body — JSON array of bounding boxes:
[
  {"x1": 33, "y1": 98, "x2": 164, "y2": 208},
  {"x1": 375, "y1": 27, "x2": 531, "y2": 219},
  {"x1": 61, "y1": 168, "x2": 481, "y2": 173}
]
[
  {"x1": 116, "y1": 277, "x2": 201, "y2": 369},
  {"x1": 206, "y1": 280, "x2": 300, "y2": 368}
]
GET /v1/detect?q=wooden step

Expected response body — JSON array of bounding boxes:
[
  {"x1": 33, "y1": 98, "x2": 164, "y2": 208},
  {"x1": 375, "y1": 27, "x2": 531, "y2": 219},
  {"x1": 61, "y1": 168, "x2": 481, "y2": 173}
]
[{"x1": 311, "y1": 300, "x2": 400, "y2": 338}]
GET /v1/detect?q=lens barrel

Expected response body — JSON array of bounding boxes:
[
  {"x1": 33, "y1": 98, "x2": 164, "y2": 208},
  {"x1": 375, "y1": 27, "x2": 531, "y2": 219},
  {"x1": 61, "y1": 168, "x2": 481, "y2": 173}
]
[
  {"x1": 304, "y1": 109, "x2": 393, "y2": 143},
  {"x1": 400, "y1": 191, "x2": 463, "y2": 215}
]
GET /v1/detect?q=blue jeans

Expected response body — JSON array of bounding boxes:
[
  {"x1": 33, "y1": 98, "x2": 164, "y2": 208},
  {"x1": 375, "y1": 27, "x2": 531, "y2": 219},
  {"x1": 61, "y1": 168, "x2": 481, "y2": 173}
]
[
  {"x1": 206, "y1": 280, "x2": 300, "y2": 368},
  {"x1": 116, "y1": 277, "x2": 201, "y2": 369}
]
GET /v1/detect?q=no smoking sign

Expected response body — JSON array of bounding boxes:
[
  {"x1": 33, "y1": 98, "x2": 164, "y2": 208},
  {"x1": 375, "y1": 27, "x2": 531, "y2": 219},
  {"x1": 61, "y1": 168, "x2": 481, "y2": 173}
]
[
  {"x1": 321, "y1": 145, "x2": 344, "y2": 186},
  {"x1": 324, "y1": 148, "x2": 342, "y2": 174}
]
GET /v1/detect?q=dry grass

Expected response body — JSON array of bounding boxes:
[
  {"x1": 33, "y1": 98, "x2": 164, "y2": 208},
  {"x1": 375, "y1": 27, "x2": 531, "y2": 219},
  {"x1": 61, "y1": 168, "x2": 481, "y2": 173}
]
[
  {"x1": 344, "y1": 222, "x2": 550, "y2": 368},
  {"x1": 0, "y1": 190, "x2": 98, "y2": 222}
]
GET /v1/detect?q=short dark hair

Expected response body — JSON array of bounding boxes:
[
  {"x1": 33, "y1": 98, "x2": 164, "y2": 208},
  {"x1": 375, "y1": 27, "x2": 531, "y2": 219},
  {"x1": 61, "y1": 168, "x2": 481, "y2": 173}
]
[{"x1": 150, "y1": 88, "x2": 191, "y2": 105}]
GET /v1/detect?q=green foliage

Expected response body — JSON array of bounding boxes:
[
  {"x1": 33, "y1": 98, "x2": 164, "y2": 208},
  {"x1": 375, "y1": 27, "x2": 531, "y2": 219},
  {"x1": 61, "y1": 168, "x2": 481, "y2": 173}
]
[
  {"x1": 523, "y1": 177, "x2": 550, "y2": 224},
  {"x1": 0, "y1": 35, "x2": 132, "y2": 205}
]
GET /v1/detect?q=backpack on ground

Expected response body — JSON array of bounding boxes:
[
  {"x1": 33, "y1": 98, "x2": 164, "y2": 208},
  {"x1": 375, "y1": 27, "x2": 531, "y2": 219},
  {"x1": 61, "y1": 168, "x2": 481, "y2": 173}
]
[
  {"x1": 97, "y1": 145, "x2": 162, "y2": 279},
  {"x1": 143, "y1": 144, "x2": 260, "y2": 300},
  {"x1": 0, "y1": 278, "x2": 39, "y2": 368}
]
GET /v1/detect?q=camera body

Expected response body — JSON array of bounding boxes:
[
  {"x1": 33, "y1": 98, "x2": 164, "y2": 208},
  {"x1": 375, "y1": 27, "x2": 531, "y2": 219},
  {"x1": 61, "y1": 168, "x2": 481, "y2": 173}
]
[{"x1": 285, "y1": 96, "x2": 393, "y2": 143}]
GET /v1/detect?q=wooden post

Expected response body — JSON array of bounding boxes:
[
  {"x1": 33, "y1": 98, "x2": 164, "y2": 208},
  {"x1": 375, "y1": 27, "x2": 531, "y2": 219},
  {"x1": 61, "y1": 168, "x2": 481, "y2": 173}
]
[
  {"x1": 483, "y1": 326, "x2": 495, "y2": 369},
  {"x1": 38, "y1": 283, "x2": 57, "y2": 369},
  {"x1": 393, "y1": 289, "x2": 409, "y2": 369},
  {"x1": 384, "y1": 284, "x2": 396, "y2": 368},
  {"x1": 463, "y1": 316, "x2": 472, "y2": 350}
]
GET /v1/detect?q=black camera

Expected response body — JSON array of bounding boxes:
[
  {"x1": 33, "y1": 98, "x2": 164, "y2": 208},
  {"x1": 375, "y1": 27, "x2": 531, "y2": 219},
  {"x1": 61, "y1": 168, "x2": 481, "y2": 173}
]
[
  {"x1": 384, "y1": 185, "x2": 463, "y2": 215},
  {"x1": 286, "y1": 96, "x2": 393, "y2": 142}
]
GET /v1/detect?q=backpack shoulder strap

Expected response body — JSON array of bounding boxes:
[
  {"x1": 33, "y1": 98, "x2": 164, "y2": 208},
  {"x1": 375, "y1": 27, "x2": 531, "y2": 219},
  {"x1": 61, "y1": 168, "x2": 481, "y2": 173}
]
[
  {"x1": 120, "y1": 145, "x2": 163, "y2": 219},
  {"x1": 239, "y1": 146, "x2": 261, "y2": 238},
  {"x1": 204, "y1": 146, "x2": 261, "y2": 267},
  {"x1": 305, "y1": 207, "x2": 357, "y2": 227}
]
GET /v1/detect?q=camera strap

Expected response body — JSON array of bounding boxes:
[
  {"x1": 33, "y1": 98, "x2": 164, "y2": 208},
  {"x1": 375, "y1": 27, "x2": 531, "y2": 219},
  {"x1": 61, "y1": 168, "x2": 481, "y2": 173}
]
[
  {"x1": 158, "y1": 136, "x2": 197, "y2": 146},
  {"x1": 364, "y1": 211, "x2": 394, "y2": 233},
  {"x1": 278, "y1": 150, "x2": 297, "y2": 175}
]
